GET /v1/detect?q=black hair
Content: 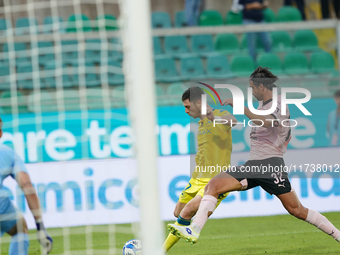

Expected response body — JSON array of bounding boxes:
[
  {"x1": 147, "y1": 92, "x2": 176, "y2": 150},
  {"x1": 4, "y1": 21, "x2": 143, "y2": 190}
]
[
  {"x1": 181, "y1": 86, "x2": 204, "y2": 102},
  {"x1": 249, "y1": 66, "x2": 278, "y2": 91},
  {"x1": 335, "y1": 90, "x2": 340, "y2": 98}
]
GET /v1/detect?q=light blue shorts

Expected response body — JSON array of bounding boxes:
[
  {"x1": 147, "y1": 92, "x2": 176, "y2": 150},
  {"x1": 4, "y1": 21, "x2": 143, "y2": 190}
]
[{"x1": 0, "y1": 197, "x2": 19, "y2": 236}]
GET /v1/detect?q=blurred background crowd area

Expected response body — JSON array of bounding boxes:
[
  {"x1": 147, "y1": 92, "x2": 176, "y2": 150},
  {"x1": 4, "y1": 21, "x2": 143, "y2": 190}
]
[{"x1": 0, "y1": 0, "x2": 339, "y2": 114}]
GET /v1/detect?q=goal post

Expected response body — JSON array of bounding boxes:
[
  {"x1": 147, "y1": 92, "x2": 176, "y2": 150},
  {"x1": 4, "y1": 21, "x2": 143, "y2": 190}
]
[{"x1": 120, "y1": 0, "x2": 164, "y2": 254}]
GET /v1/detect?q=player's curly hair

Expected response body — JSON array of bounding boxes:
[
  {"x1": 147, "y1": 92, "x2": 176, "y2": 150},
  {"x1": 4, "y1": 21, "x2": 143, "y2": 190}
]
[
  {"x1": 182, "y1": 86, "x2": 204, "y2": 102},
  {"x1": 249, "y1": 66, "x2": 278, "y2": 91}
]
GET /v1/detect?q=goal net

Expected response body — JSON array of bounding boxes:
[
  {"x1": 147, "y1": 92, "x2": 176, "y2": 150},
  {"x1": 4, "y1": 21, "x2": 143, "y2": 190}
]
[{"x1": 0, "y1": 0, "x2": 163, "y2": 254}]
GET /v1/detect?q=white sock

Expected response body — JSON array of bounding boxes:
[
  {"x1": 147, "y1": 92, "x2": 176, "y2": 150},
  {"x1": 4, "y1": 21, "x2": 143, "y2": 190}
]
[
  {"x1": 305, "y1": 209, "x2": 340, "y2": 241},
  {"x1": 191, "y1": 195, "x2": 217, "y2": 234}
]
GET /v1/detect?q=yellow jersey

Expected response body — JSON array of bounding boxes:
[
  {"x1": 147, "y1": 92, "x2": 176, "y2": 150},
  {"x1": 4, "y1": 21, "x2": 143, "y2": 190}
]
[{"x1": 193, "y1": 109, "x2": 232, "y2": 182}]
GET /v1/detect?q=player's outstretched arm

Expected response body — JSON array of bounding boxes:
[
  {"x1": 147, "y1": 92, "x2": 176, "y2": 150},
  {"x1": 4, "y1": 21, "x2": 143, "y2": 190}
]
[{"x1": 16, "y1": 172, "x2": 53, "y2": 254}]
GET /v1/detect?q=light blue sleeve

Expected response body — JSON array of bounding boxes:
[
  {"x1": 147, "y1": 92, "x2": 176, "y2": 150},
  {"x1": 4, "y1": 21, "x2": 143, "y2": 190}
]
[{"x1": 11, "y1": 151, "x2": 28, "y2": 178}]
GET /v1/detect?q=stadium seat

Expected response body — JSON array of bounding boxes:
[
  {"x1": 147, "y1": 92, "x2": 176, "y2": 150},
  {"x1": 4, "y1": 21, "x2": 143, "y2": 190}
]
[
  {"x1": 256, "y1": 53, "x2": 283, "y2": 75},
  {"x1": 108, "y1": 38, "x2": 123, "y2": 62},
  {"x1": 3, "y1": 43, "x2": 30, "y2": 64},
  {"x1": 44, "y1": 61, "x2": 74, "y2": 87},
  {"x1": 0, "y1": 65, "x2": 10, "y2": 90},
  {"x1": 151, "y1": 12, "x2": 172, "y2": 28},
  {"x1": 263, "y1": 8, "x2": 276, "y2": 23},
  {"x1": 207, "y1": 54, "x2": 233, "y2": 78},
  {"x1": 155, "y1": 57, "x2": 180, "y2": 82},
  {"x1": 293, "y1": 30, "x2": 319, "y2": 51},
  {"x1": 85, "y1": 39, "x2": 101, "y2": 63},
  {"x1": 271, "y1": 31, "x2": 292, "y2": 52},
  {"x1": 111, "y1": 86, "x2": 126, "y2": 108},
  {"x1": 199, "y1": 10, "x2": 223, "y2": 26},
  {"x1": 241, "y1": 34, "x2": 265, "y2": 53},
  {"x1": 15, "y1": 17, "x2": 38, "y2": 35},
  {"x1": 214, "y1": 33, "x2": 239, "y2": 55},
  {"x1": 16, "y1": 64, "x2": 34, "y2": 89},
  {"x1": 72, "y1": 61, "x2": 101, "y2": 87},
  {"x1": 153, "y1": 37, "x2": 163, "y2": 56},
  {"x1": 156, "y1": 85, "x2": 169, "y2": 106},
  {"x1": 61, "y1": 40, "x2": 78, "y2": 63},
  {"x1": 164, "y1": 35, "x2": 190, "y2": 57},
  {"x1": 230, "y1": 55, "x2": 255, "y2": 77},
  {"x1": 27, "y1": 91, "x2": 56, "y2": 112},
  {"x1": 95, "y1": 14, "x2": 118, "y2": 31},
  {"x1": 180, "y1": 56, "x2": 206, "y2": 80},
  {"x1": 191, "y1": 34, "x2": 214, "y2": 56},
  {"x1": 167, "y1": 82, "x2": 188, "y2": 105},
  {"x1": 62, "y1": 89, "x2": 106, "y2": 110},
  {"x1": 66, "y1": 14, "x2": 92, "y2": 33},
  {"x1": 310, "y1": 51, "x2": 335, "y2": 74},
  {"x1": 108, "y1": 60, "x2": 125, "y2": 85},
  {"x1": 43, "y1": 16, "x2": 65, "y2": 33},
  {"x1": 37, "y1": 41, "x2": 55, "y2": 66},
  {"x1": 283, "y1": 52, "x2": 309, "y2": 75},
  {"x1": 277, "y1": 6, "x2": 302, "y2": 22},
  {"x1": 225, "y1": 11, "x2": 242, "y2": 25},
  {"x1": 1, "y1": 91, "x2": 28, "y2": 114},
  {"x1": 0, "y1": 19, "x2": 11, "y2": 34},
  {"x1": 175, "y1": 11, "x2": 186, "y2": 27}
]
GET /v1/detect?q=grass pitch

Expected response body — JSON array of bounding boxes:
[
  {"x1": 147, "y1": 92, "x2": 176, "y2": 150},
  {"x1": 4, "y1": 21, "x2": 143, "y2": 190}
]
[{"x1": 1, "y1": 212, "x2": 339, "y2": 254}]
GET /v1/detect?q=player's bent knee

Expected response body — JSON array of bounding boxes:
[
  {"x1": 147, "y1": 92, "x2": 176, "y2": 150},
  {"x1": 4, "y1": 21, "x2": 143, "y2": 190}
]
[
  {"x1": 204, "y1": 180, "x2": 219, "y2": 196},
  {"x1": 287, "y1": 206, "x2": 305, "y2": 220}
]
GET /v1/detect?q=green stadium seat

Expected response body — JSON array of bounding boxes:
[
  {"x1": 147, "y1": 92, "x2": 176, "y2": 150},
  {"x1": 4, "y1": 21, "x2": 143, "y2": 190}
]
[
  {"x1": 277, "y1": 6, "x2": 302, "y2": 22},
  {"x1": 293, "y1": 30, "x2": 319, "y2": 51},
  {"x1": 43, "y1": 16, "x2": 65, "y2": 34},
  {"x1": 191, "y1": 34, "x2": 214, "y2": 56},
  {"x1": 271, "y1": 31, "x2": 292, "y2": 52},
  {"x1": 310, "y1": 51, "x2": 335, "y2": 74},
  {"x1": 207, "y1": 55, "x2": 233, "y2": 78},
  {"x1": 72, "y1": 61, "x2": 100, "y2": 87},
  {"x1": 108, "y1": 60, "x2": 125, "y2": 85},
  {"x1": 95, "y1": 14, "x2": 118, "y2": 31},
  {"x1": 263, "y1": 8, "x2": 276, "y2": 23},
  {"x1": 241, "y1": 34, "x2": 265, "y2": 53},
  {"x1": 153, "y1": 37, "x2": 163, "y2": 56},
  {"x1": 180, "y1": 56, "x2": 206, "y2": 80},
  {"x1": 151, "y1": 12, "x2": 172, "y2": 28},
  {"x1": 61, "y1": 40, "x2": 78, "y2": 63},
  {"x1": 283, "y1": 52, "x2": 309, "y2": 75},
  {"x1": 44, "y1": 61, "x2": 74, "y2": 87},
  {"x1": 0, "y1": 65, "x2": 10, "y2": 90},
  {"x1": 109, "y1": 37, "x2": 123, "y2": 62},
  {"x1": 1, "y1": 91, "x2": 28, "y2": 114},
  {"x1": 155, "y1": 57, "x2": 180, "y2": 82},
  {"x1": 37, "y1": 41, "x2": 55, "y2": 65},
  {"x1": 225, "y1": 11, "x2": 242, "y2": 25},
  {"x1": 66, "y1": 14, "x2": 92, "y2": 33},
  {"x1": 3, "y1": 43, "x2": 30, "y2": 63},
  {"x1": 164, "y1": 35, "x2": 190, "y2": 57},
  {"x1": 0, "y1": 19, "x2": 11, "y2": 33},
  {"x1": 156, "y1": 85, "x2": 169, "y2": 106},
  {"x1": 175, "y1": 11, "x2": 186, "y2": 27},
  {"x1": 230, "y1": 55, "x2": 255, "y2": 77},
  {"x1": 167, "y1": 82, "x2": 188, "y2": 105},
  {"x1": 256, "y1": 53, "x2": 283, "y2": 75},
  {"x1": 214, "y1": 33, "x2": 239, "y2": 55},
  {"x1": 199, "y1": 10, "x2": 223, "y2": 26},
  {"x1": 27, "y1": 91, "x2": 56, "y2": 112},
  {"x1": 16, "y1": 64, "x2": 33, "y2": 89},
  {"x1": 85, "y1": 39, "x2": 101, "y2": 63},
  {"x1": 111, "y1": 86, "x2": 126, "y2": 108},
  {"x1": 15, "y1": 17, "x2": 38, "y2": 35}
]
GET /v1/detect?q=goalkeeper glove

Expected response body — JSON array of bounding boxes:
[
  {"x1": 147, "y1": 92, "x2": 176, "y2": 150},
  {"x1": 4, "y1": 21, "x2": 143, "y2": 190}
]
[{"x1": 36, "y1": 219, "x2": 53, "y2": 254}]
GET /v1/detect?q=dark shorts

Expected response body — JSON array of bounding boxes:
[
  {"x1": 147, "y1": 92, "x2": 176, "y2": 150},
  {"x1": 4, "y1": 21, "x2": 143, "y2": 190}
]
[{"x1": 227, "y1": 157, "x2": 292, "y2": 196}]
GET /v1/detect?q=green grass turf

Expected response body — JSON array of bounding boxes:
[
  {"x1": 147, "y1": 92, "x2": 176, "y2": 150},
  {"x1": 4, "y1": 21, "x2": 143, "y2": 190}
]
[{"x1": 1, "y1": 212, "x2": 339, "y2": 254}]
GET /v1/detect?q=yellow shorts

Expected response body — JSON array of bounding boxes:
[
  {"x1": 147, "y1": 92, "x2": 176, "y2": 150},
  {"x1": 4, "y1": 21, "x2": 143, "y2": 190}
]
[{"x1": 178, "y1": 178, "x2": 229, "y2": 207}]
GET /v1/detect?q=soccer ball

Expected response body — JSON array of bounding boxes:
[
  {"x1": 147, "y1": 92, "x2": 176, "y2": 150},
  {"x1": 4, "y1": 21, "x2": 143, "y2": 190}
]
[{"x1": 122, "y1": 239, "x2": 142, "y2": 255}]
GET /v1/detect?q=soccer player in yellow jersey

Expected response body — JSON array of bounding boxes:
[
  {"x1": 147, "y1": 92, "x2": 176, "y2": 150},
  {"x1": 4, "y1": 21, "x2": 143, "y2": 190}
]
[{"x1": 163, "y1": 86, "x2": 237, "y2": 252}]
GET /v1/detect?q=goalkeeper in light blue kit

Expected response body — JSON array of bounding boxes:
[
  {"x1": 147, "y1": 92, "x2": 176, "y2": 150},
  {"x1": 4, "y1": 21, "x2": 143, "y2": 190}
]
[{"x1": 0, "y1": 118, "x2": 53, "y2": 254}]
